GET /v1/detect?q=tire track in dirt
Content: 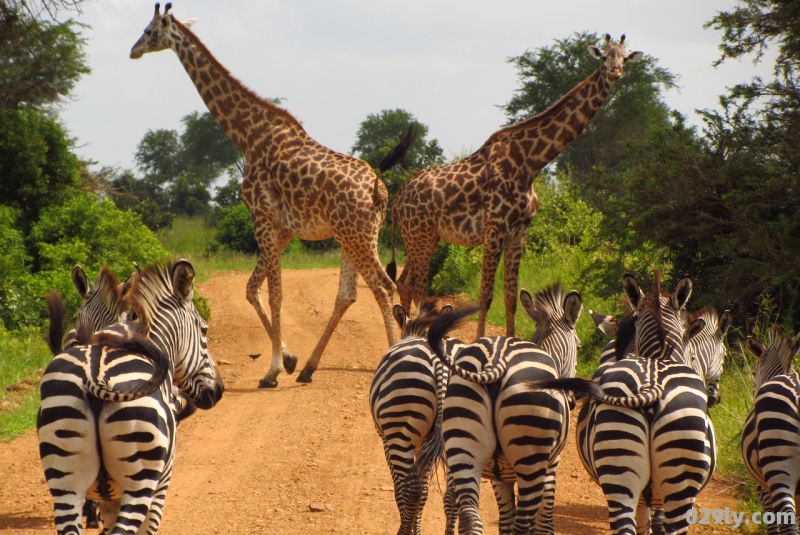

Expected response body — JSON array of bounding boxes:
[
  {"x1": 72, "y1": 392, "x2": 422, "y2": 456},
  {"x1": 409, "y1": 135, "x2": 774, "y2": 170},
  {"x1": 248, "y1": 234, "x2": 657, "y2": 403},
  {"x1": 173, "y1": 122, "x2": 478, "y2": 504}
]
[{"x1": 0, "y1": 268, "x2": 738, "y2": 534}]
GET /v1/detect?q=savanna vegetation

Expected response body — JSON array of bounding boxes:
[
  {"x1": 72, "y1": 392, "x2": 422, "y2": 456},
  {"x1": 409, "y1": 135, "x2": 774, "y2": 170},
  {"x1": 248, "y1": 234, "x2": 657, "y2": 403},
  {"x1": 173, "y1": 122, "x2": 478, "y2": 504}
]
[{"x1": 0, "y1": 0, "x2": 797, "y2": 520}]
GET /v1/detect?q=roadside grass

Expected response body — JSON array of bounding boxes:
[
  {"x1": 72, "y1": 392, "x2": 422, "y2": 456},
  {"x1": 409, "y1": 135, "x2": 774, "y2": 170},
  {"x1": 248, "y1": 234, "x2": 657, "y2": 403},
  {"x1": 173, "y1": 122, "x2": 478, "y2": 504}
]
[{"x1": 0, "y1": 327, "x2": 51, "y2": 441}]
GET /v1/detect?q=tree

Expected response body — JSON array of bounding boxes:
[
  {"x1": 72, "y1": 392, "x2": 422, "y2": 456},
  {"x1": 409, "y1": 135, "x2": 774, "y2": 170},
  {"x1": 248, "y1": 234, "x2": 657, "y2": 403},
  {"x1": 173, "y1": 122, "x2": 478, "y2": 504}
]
[
  {"x1": 0, "y1": 108, "x2": 84, "y2": 234},
  {"x1": 179, "y1": 111, "x2": 242, "y2": 186},
  {"x1": 0, "y1": 7, "x2": 89, "y2": 110},
  {"x1": 503, "y1": 32, "x2": 677, "y2": 182},
  {"x1": 591, "y1": 3, "x2": 800, "y2": 331},
  {"x1": 351, "y1": 108, "x2": 445, "y2": 196},
  {"x1": 107, "y1": 170, "x2": 174, "y2": 231}
]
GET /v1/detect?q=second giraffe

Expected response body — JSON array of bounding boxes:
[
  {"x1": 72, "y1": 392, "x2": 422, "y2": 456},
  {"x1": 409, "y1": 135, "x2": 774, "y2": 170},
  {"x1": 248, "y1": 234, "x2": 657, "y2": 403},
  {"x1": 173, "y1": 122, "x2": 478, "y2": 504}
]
[{"x1": 388, "y1": 34, "x2": 642, "y2": 338}]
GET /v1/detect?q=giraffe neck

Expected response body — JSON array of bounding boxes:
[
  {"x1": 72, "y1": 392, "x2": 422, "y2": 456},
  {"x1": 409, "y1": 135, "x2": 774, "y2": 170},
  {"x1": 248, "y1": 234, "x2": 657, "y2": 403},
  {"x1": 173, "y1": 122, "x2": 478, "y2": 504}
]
[
  {"x1": 168, "y1": 19, "x2": 305, "y2": 155},
  {"x1": 486, "y1": 68, "x2": 614, "y2": 172}
]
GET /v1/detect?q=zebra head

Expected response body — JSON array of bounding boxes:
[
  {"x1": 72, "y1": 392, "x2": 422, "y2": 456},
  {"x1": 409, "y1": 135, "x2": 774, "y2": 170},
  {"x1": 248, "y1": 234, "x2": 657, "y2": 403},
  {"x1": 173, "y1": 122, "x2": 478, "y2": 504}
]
[
  {"x1": 746, "y1": 323, "x2": 800, "y2": 393},
  {"x1": 520, "y1": 283, "x2": 583, "y2": 378},
  {"x1": 621, "y1": 271, "x2": 705, "y2": 362},
  {"x1": 686, "y1": 307, "x2": 732, "y2": 406},
  {"x1": 392, "y1": 299, "x2": 453, "y2": 339},
  {"x1": 128, "y1": 260, "x2": 224, "y2": 410},
  {"x1": 71, "y1": 265, "x2": 126, "y2": 340}
]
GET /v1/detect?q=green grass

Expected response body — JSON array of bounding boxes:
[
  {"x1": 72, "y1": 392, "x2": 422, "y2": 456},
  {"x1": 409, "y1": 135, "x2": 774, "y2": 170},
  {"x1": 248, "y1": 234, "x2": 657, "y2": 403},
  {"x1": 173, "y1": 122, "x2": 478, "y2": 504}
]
[{"x1": 0, "y1": 327, "x2": 52, "y2": 441}]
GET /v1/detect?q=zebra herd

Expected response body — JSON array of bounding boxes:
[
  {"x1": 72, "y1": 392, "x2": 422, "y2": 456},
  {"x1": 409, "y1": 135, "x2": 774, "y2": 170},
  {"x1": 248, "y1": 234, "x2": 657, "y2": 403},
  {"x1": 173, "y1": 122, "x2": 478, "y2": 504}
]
[
  {"x1": 32, "y1": 261, "x2": 799, "y2": 534},
  {"x1": 370, "y1": 270, "x2": 800, "y2": 535}
]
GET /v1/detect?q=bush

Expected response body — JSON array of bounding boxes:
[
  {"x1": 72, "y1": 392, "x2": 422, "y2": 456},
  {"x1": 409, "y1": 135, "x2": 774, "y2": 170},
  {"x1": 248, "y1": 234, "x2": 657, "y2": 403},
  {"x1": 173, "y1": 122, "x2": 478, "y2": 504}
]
[
  {"x1": 0, "y1": 207, "x2": 32, "y2": 330},
  {"x1": 212, "y1": 202, "x2": 257, "y2": 254},
  {"x1": 26, "y1": 193, "x2": 170, "y2": 323},
  {"x1": 430, "y1": 244, "x2": 482, "y2": 295}
]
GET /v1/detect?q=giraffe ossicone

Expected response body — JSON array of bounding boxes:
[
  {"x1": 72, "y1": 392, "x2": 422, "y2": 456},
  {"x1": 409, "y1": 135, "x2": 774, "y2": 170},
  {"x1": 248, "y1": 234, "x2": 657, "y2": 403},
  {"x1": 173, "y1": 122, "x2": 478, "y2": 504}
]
[
  {"x1": 388, "y1": 33, "x2": 642, "y2": 339},
  {"x1": 131, "y1": 3, "x2": 413, "y2": 387}
]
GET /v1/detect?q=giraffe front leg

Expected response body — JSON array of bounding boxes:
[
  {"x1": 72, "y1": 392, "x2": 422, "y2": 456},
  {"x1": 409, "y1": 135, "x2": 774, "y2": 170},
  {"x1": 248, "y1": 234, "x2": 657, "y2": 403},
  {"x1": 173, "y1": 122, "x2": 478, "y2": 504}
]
[
  {"x1": 476, "y1": 231, "x2": 504, "y2": 338},
  {"x1": 502, "y1": 232, "x2": 525, "y2": 338},
  {"x1": 251, "y1": 228, "x2": 295, "y2": 388},
  {"x1": 296, "y1": 251, "x2": 359, "y2": 383}
]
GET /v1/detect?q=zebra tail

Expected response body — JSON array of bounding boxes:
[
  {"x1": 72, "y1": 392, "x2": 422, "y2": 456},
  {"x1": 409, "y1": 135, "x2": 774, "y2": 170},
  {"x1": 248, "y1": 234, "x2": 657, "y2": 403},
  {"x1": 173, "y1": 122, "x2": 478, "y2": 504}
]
[
  {"x1": 427, "y1": 305, "x2": 508, "y2": 385},
  {"x1": 85, "y1": 331, "x2": 171, "y2": 402},
  {"x1": 45, "y1": 292, "x2": 66, "y2": 355},
  {"x1": 524, "y1": 377, "x2": 663, "y2": 408},
  {"x1": 427, "y1": 305, "x2": 480, "y2": 364},
  {"x1": 412, "y1": 357, "x2": 450, "y2": 480}
]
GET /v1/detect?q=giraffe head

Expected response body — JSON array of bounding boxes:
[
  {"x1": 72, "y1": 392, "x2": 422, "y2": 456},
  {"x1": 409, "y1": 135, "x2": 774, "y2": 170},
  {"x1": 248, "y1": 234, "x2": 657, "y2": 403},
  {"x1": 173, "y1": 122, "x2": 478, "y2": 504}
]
[
  {"x1": 130, "y1": 3, "x2": 194, "y2": 59},
  {"x1": 588, "y1": 34, "x2": 643, "y2": 81}
]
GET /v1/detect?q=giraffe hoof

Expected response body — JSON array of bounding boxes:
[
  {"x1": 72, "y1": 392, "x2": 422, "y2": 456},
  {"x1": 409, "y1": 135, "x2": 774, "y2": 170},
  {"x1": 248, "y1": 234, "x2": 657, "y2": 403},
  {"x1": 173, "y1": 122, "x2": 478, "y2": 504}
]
[
  {"x1": 258, "y1": 378, "x2": 279, "y2": 388},
  {"x1": 296, "y1": 371, "x2": 313, "y2": 384},
  {"x1": 283, "y1": 354, "x2": 298, "y2": 375}
]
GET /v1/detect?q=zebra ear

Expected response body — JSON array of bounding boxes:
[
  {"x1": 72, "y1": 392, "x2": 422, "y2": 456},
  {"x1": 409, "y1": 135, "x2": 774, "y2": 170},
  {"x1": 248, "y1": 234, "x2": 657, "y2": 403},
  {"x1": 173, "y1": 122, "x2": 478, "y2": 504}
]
[
  {"x1": 744, "y1": 336, "x2": 766, "y2": 360},
  {"x1": 172, "y1": 260, "x2": 195, "y2": 302},
  {"x1": 622, "y1": 274, "x2": 643, "y2": 310},
  {"x1": 98, "y1": 267, "x2": 121, "y2": 313},
  {"x1": 72, "y1": 264, "x2": 89, "y2": 299},
  {"x1": 718, "y1": 310, "x2": 733, "y2": 338},
  {"x1": 519, "y1": 289, "x2": 536, "y2": 320},
  {"x1": 440, "y1": 304, "x2": 453, "y2": 314},
  {"x1": 392, "y1": 304, "x2": 407, "y2": 331},
  {"x1": 673, "y1": 276, "x2": 693, "y2": 309},
  {"x1": 590, "y1": 310, "x2": 619, "y2": 337},
  {"x1": 686, "y1": 318, "x2": 706, "y2": 342},
  {"x1": 563, "y1": 290, "x2": 583, "y2": 328}
]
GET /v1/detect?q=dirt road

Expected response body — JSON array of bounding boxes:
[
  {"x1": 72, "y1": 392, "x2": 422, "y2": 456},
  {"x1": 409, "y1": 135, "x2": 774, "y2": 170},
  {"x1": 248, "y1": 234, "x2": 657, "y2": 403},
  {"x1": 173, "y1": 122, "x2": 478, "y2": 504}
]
[{"x1": 0, "y1": 268, "x2": 737, "y2": 534}]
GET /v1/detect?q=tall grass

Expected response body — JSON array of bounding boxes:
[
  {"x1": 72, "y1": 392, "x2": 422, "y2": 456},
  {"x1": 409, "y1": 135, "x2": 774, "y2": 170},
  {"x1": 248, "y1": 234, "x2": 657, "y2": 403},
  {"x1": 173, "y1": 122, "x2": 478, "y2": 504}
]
[{"x1": 0, "y1": 327, "x2": 52, "y2": 441}]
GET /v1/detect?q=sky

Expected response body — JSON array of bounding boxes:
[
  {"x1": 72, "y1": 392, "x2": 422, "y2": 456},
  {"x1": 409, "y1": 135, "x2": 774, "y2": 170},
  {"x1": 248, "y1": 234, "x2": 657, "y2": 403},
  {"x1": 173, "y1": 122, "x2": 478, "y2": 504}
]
[{"x1": 57, "y1": 0, "x2": 775, "y2": 175}]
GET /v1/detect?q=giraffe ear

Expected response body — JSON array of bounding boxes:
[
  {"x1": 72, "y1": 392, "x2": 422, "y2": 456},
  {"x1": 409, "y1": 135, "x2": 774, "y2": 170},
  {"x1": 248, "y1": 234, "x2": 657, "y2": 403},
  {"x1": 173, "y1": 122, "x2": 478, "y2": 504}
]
[
  {"x1": 588, "y1": 46, "x2": 605, "y2": 60},
  {"x1": 627, "y1": 51, "x2": 644, "y2": 62},
  {"x1": 181, "y1": 18, "x2": 197, "y2": 28}
]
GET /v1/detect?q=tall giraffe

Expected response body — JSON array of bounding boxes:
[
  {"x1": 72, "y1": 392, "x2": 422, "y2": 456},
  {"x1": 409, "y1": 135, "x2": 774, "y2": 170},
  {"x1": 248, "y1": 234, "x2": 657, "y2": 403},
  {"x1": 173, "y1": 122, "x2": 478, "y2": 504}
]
[
  {"x1": 131, "y1": 3, "x2": 408, "y2": 387},
  {"x1": 388, "y1": 34, "x2": 642, "y2": 338}
]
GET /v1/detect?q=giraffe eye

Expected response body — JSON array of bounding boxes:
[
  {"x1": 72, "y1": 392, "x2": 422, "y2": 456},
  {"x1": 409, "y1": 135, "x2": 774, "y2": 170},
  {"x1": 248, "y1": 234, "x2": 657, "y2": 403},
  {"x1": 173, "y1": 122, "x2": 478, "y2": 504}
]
[{"x1": 145, "y1": 30, "x2": 152, "y2": 36}]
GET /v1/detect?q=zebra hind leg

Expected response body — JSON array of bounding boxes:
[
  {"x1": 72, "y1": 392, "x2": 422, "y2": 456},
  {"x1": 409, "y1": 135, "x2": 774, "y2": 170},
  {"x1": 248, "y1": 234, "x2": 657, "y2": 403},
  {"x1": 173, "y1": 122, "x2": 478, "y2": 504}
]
[
  {"x1": 491, "y1": 480, "x2": 516, "y2": 535},
  {"x1": 443, "y1": 472, "x2": 457, "y2": 535}
]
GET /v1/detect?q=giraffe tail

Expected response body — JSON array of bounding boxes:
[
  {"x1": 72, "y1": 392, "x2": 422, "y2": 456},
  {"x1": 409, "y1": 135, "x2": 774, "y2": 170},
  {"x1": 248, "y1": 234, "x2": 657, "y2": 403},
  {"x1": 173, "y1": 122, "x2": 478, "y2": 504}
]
[
  {"x1": 386, "y1": 204, "x2": 397, "y2": 282},
  {"x1": 378, "y1": 124, "x2": 417, "y2": 172}
]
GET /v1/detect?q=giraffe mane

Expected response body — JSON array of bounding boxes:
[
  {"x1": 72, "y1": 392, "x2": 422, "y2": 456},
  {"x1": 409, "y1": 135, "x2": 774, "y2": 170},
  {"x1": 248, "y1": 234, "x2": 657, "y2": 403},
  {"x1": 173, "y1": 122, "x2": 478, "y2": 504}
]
[
  {"x1": 170, "y1": 17, "x2": 305, "y2": 132},
  {"x1": 479, "y1": 69, "x2": 604, "y2": 152}
]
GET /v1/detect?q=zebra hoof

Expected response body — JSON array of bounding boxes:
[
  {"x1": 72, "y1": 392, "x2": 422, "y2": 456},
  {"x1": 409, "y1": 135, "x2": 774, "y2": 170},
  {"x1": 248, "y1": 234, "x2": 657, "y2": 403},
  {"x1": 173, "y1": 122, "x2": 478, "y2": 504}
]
[
  {"x1": 296, "y1": 371, "x2": 313, "y2": 384},
  {"x1": 283, "y1": 354, "x2": 298, "y2": 375}
]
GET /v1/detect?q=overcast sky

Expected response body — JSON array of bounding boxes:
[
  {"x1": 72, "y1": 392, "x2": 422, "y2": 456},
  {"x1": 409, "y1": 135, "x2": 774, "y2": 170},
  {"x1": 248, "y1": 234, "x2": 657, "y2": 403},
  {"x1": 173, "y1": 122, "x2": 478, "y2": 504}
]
[{"x1": 58, "y1": 0, "x2": 774, "y2": 174}]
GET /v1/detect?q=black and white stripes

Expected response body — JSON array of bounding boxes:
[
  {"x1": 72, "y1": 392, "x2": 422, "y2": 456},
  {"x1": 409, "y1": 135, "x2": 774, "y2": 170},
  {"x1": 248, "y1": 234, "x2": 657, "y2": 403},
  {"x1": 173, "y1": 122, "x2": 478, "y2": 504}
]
[{"x1": 37, "y1": 260, "x2": 223, "y2": 535}]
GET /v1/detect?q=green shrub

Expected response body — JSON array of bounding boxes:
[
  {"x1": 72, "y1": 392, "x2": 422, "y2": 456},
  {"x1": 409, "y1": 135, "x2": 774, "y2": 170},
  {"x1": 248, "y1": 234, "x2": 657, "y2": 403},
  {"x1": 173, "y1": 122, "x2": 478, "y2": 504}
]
[
  {"x1": 431, "y1": 244, "x2": 482, "y2": 295},
  {"x1": 26, "y1": 193, "x2": 170, "y2": 324},
  {"x1": 0, "y1": 207, "x2": 32, "y2": 330},
  {"x1": 212, "y1": 202, "x2": 257, "y2": 254}
]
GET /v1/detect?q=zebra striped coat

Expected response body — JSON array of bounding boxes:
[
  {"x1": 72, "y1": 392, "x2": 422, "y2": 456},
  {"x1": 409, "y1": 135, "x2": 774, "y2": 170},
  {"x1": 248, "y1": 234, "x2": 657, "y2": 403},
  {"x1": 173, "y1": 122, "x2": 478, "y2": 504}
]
[
  {"x1": 529, "y1": 272, "x2": 712, "y2": 535},
  {"x1": 37, "y1": 260, "x2": 223, "y2": 535},
  {"x1": 577, "y1": 304, "x2": 730, "y2": 534},
  {"x1": 370, "y1": 300, "x2": 464, "y2": 535},
  {"x1": 742, "y1": 325, "x2": 800, "y2": 535},
  {"x1": 426, "y1": 284, "x2": 582, "y2": 535}
]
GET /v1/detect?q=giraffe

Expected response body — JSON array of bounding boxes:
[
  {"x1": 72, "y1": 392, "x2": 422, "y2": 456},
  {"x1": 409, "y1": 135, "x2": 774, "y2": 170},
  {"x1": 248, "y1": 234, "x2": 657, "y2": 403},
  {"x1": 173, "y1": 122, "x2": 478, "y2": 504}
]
[
  {"x1": 130, "y1": 3, "x2": 409, "y2": 387},
  {"x1": 387, "y1": 34, "x2": 643, "y2": 339}
]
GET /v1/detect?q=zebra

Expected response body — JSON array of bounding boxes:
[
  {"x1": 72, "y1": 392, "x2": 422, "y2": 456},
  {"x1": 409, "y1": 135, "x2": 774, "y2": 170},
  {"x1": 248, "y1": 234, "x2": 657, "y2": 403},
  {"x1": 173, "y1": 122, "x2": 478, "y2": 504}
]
[
  {"x1": 370, "y1": 299, "x2": 464, "y2": 535},
  {"x1": 527, "y1": 272, "x2": 712, "y2": 535},
  {"x1": 424, "y1": 283, "x2": 583, "y2": 535},
  {"x1": 37, "y1": 260, "x2": 224, "y2": 535},
  {"x1": 579, "y1": 304, "x2": 731, "y2": 534},
  {"x1": 741, "y1": 324, "x2": 800, "y2": 535}
]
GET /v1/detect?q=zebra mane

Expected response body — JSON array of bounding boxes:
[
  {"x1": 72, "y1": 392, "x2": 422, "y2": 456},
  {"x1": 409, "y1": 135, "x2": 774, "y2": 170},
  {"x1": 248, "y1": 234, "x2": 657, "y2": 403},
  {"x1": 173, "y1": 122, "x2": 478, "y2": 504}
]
[
  {"x1": 764, "y1": 323, "x2": 800, "y2": 379},
  {"x1": 401, "y1": 298, "x2": 443, "y2": 338},
  {"x1": 688, "y1": 306, "x2": 719, "y2": 333},
  {"x1": 645, "y1": 269, "x2": 666, "y2": 350},
  {"x1": 127, "y1": 261, "x2": 179, "y2": 336},
  {"x1": 528, "y1": 283, "x2": 564, "y2": 345},
  {"x1": 614, "y1": 313, "x2": 638, "y2": 361}
]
